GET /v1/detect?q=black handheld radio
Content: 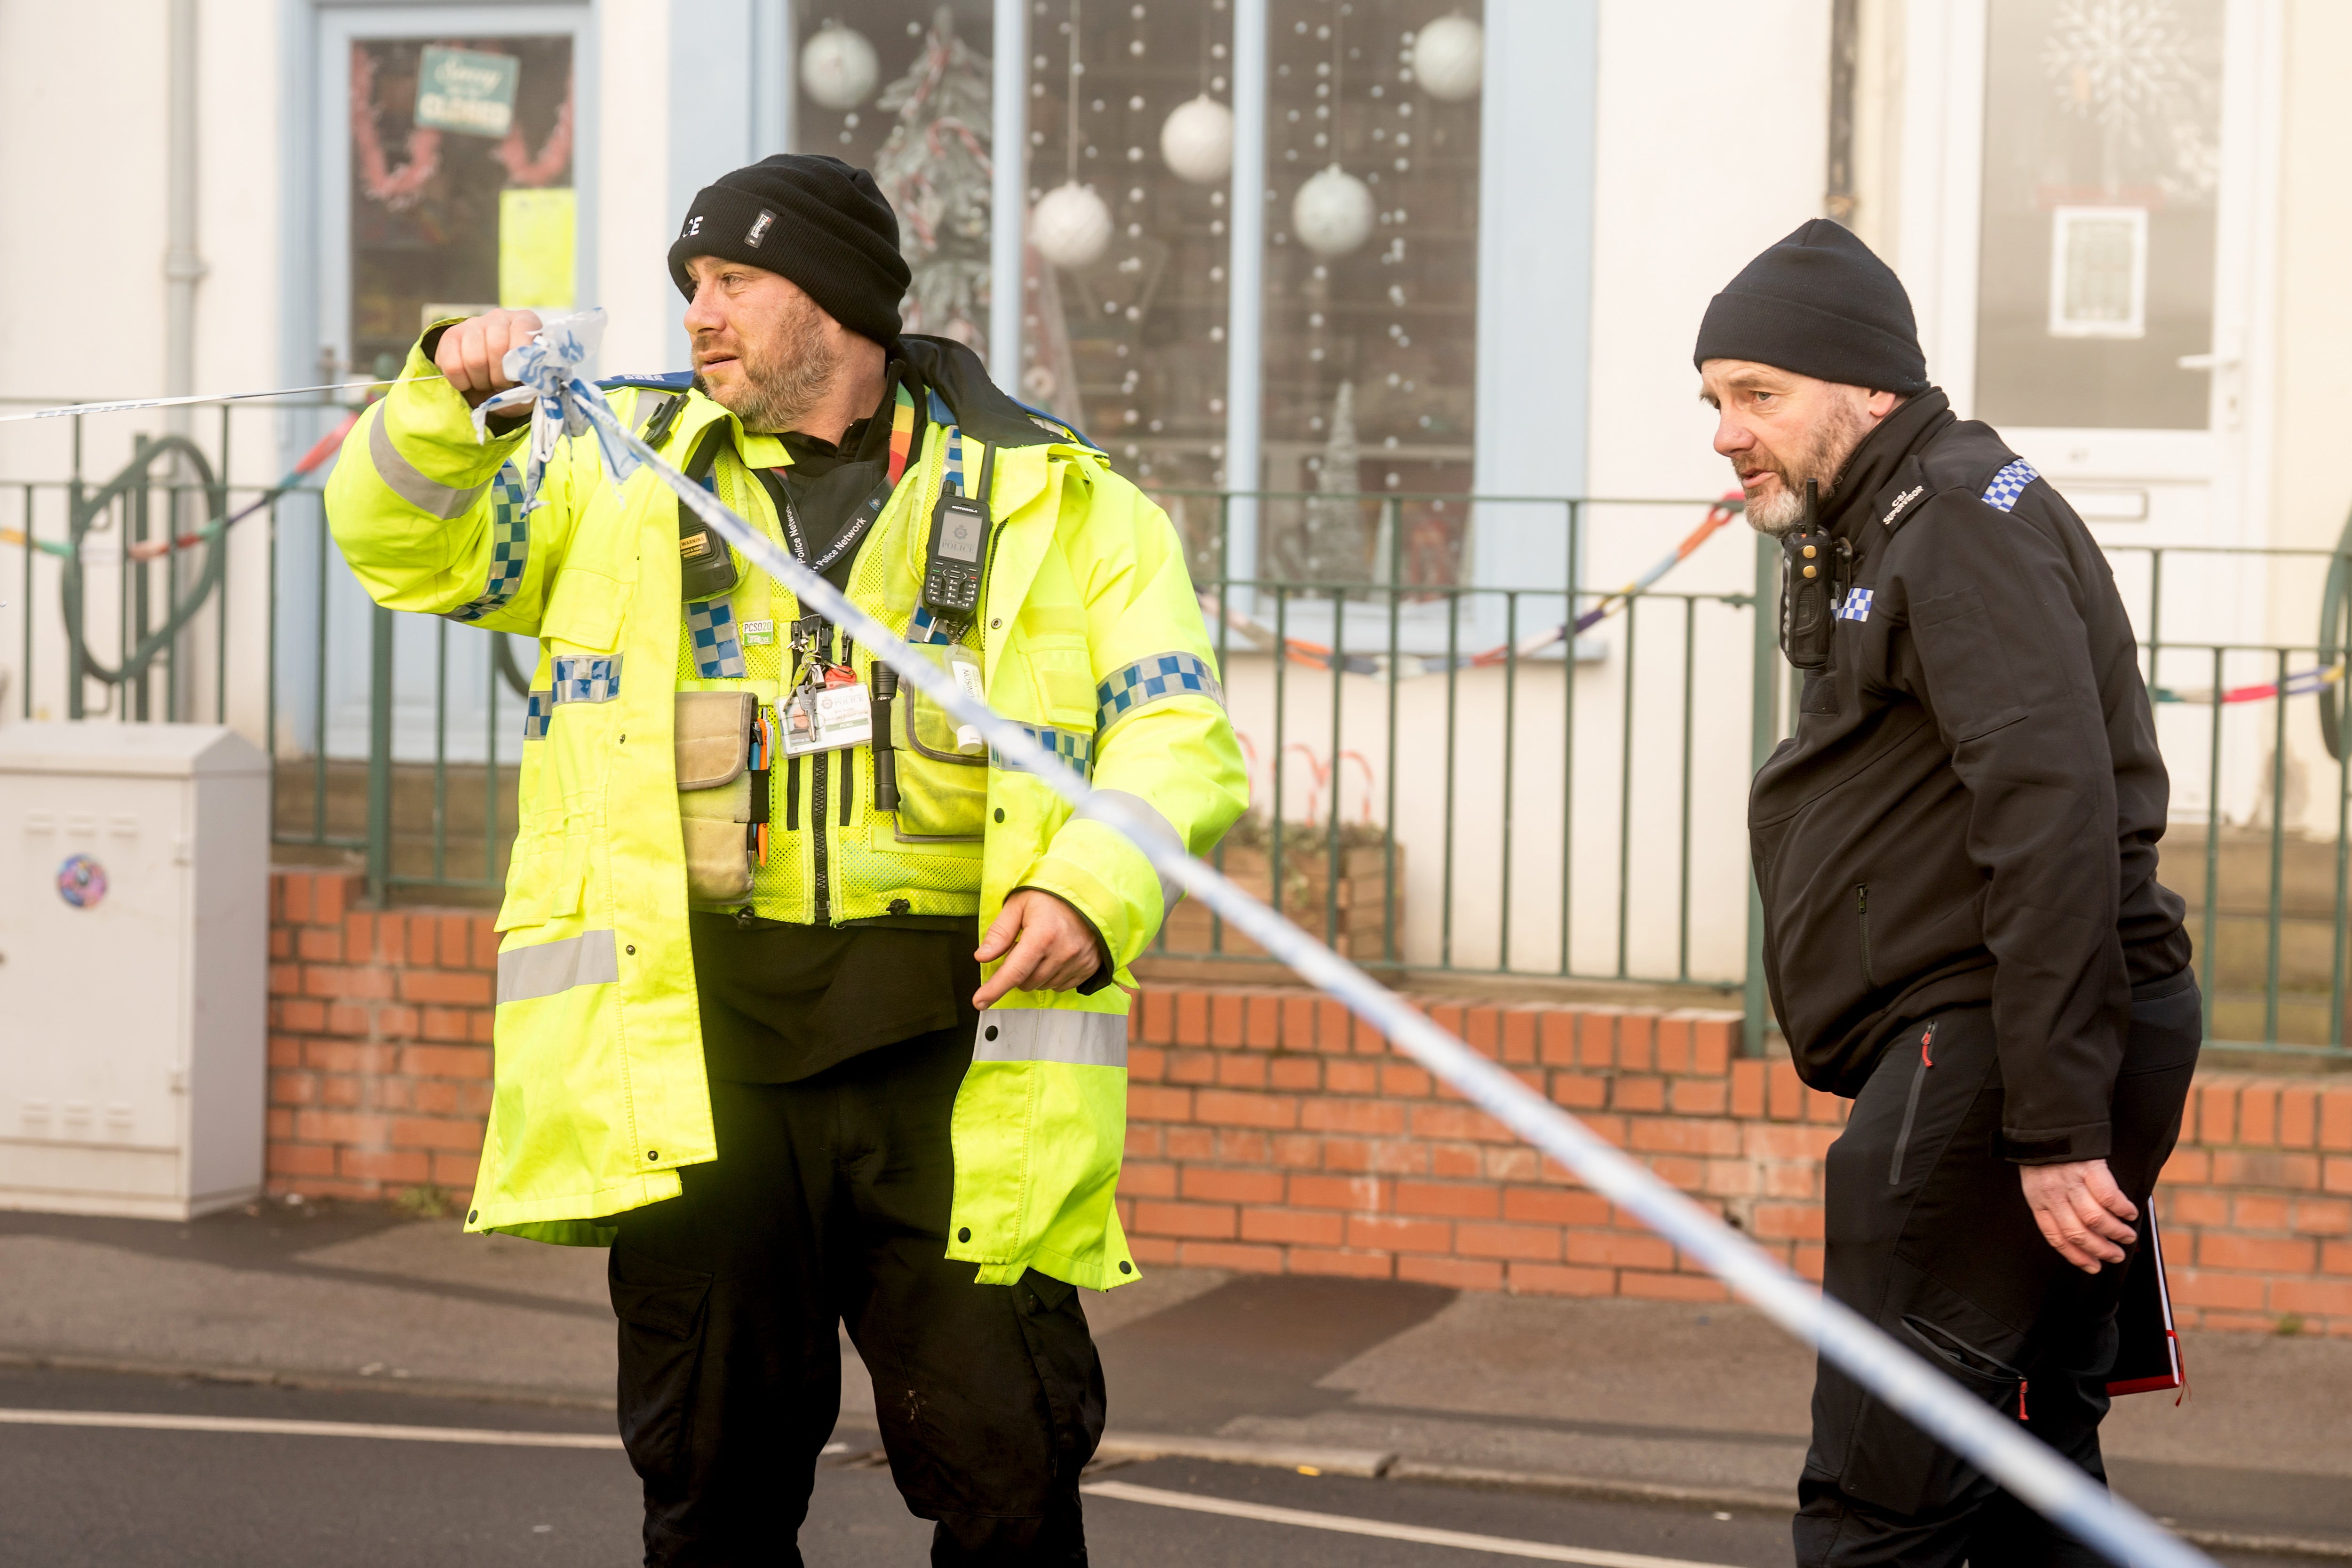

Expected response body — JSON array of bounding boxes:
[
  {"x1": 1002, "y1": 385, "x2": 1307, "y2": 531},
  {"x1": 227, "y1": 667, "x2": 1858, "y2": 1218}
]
[
  {"x1": 677, "y1": 425, "x2": 739, "y2": 602},
  {"x1": 1778, "y1": 478, "x2": 1849, "y2": 672},
  {"x1": 922, "y1": 439, "x2": 996, "y2": 637}
]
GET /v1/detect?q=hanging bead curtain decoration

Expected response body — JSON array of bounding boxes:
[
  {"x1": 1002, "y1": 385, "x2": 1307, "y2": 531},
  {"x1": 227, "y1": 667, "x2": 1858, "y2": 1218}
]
[
  {"x1": 1411, "y1": 14, "x2": 1484, "y2": 102},
  {"x1": 1029, "y1": 0, "x2": 1112, "y2": 269},
  {"x1": 801, "y1": 24, "x2": 880, "y2": 110}
]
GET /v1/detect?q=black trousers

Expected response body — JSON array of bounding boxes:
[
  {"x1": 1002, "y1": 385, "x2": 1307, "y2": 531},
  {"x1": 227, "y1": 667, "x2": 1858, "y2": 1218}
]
[
  {"x1": 608, "y1": 1026, "x2": 1106, "y2": 1567},
  {"x1": 1794, "y1": 972, "x2": 2201, "y2": 1567}
]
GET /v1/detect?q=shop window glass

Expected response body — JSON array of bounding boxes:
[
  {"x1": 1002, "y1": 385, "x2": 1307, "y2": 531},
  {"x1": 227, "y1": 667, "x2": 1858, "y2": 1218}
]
[
  {"x1": 1259, "y1": 0, "x2": 1480, "y2": 587},
  {"x1": 1019, "y1": 0, "x2": 1237, "y2": 576},
  {"x1": 1975, "y1": 0, "x2": 2222, "y2": 429},
  {"x1": 795, "y1": 3, "x2": 999, "y2": 351},
  {"x1": 349, "y1": 37, "x2": 576, "y2": 382}
]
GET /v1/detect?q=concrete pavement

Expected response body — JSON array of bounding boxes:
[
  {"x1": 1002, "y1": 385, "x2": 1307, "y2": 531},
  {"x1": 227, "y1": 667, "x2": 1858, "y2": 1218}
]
[{"x1": 3, "y1": 1200, "x2": 2348, "y2": 1557}]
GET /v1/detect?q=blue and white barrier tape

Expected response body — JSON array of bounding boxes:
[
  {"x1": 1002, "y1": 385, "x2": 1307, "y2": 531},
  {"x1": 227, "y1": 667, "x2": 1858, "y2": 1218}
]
[{"x1": 497, "y1": 311, "x2": 2209, "y2": 1568}]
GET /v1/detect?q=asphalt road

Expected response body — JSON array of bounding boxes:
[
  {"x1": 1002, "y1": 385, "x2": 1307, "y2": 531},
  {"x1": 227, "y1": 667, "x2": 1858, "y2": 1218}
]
[{"x1": 0, "y1": 1365, "x2": 2333, "y2": 1568}]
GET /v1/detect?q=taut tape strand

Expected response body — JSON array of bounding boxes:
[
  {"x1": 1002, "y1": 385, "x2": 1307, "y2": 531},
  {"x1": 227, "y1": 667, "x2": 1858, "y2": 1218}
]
[{"x1": 510, "y1": 319, "x2": 2210, "y2": 1568}]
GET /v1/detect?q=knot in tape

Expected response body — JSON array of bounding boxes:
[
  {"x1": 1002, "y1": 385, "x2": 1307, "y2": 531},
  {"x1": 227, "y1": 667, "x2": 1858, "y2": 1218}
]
[{"x1": 472, "y1": 308, "x2": 637, "y2": 511}]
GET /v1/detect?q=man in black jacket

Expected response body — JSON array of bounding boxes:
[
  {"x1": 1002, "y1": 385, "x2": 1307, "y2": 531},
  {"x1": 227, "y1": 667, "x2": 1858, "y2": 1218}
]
[{"x1": 1697, "y1": 221, "x2": 2201, "y2": 1565}]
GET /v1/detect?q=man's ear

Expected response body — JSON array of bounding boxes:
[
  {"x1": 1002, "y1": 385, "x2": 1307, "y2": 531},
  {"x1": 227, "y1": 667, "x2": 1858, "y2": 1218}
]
[{"x1": 1865, "y1": 389, "x2": 1905, "y2": 420}]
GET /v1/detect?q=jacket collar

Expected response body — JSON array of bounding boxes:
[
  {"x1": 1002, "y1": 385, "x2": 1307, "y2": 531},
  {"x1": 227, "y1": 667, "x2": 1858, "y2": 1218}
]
[{"x1": 1821, "y1": 387, "x2": 1954, "y2": 541}]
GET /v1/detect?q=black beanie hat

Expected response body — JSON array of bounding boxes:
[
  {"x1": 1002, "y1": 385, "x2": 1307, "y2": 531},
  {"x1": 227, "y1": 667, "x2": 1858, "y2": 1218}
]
[
  {"x1": 1692, "y1": 220, "x2": 1928, "y2": 394},
  {"x1": 667, "y1": 154, "x2": 911, "y2": 345}
]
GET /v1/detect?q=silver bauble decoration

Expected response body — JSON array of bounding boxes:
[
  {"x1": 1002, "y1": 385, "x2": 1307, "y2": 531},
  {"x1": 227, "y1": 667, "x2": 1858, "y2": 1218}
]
[
  {"x1": 1411, "y1": 16, "x2": 1484, "y2": 102},
  {"x1": 1292, "y1": 165, "x2": 1375, "y2": 258},
  {"x1": 800, "y1": 25, "x2": 879, "y2": 111},
  {"x1": 1030, "y1": 183, "x2": 1114, "y2": 269},
  {"x1": 1159, "y1": 95, "x2": 1235, "y2": 184}
]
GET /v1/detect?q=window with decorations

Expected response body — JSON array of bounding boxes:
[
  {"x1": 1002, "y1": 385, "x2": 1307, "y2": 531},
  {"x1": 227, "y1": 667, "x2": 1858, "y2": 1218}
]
[{"x1": 348, "y1": 36, "x2": 577, "y2": 382}]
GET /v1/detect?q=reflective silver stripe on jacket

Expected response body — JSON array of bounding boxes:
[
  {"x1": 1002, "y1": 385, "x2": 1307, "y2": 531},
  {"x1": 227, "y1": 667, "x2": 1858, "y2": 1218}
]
[
  {"x1": 971, "y1": 1008, "x2": 1128, "y2": 1069},
  {"x1": 1081, "y1": 788, "x2": 1185, "y2": 915},
  {"x1": 371, "y1": 410, "x2": 493, "y2": 520},
  {"x1": 497, "y1": 929, "x2": 620, "y2": 1005}
]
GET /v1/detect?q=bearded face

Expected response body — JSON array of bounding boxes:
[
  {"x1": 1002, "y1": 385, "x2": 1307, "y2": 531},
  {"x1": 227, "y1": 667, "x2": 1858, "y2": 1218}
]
[
  {"x1": 695, "y1": 288, "x2": 844, "y2": 435},
  {"x1": 684, "y1": 263, "x2": 854, "y2": 436},
  {"x1": 1735, "y1": 393, "x2": 1872, "y2": 537}
]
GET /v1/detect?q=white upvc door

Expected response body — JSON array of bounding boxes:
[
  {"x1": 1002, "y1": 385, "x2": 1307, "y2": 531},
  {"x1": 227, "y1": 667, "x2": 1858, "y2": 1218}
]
[
  {"x1": 306, "y1": 4, "x2": 596, "y2": 765},
  {"x1": 1899, "y1": 0, "x2": 2282, "y2": 819}
]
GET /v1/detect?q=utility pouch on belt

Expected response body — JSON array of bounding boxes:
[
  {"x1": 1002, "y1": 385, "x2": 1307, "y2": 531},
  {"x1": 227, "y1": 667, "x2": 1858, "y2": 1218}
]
[{"x1": 675, "y1": 691, "x2": 766, "y2": 902}]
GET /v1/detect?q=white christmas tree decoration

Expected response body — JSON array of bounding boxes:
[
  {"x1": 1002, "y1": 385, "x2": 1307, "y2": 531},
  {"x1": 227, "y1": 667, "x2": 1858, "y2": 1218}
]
[
  {"x1": 1301, "y1": 381, "x2": 1367, "y2": 580},
  {"x1": 1032, "y1": 183, "x2": 1114, "y2": 268},
  {"x1": 1411, "y1": 15, "x2": 1484, "y2": 103},
  {"x1": 801, "y1": 24, "x2": 880, "y2": 111},
  {"x1": 874, "y1": 7, "x2": 994, "y2": 346},
  {"x1": 1293, "y1": 165, "x2": 1375, "y2": 258},
  {"x1": 1160, "y1": 95, "x2": 1235, "y2": 183}
]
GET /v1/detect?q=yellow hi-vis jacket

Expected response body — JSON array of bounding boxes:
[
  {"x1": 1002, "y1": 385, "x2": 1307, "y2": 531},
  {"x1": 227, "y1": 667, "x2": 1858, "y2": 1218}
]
[{"x1": 325, "y1": 328, "x2": 1247, "y2": 1288}]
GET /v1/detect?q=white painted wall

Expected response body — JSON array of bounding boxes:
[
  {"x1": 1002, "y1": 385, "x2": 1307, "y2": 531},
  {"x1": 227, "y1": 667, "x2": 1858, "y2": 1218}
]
[
  {"x1": 0, "y1": 0, "x2": 286, "y2": 739},
  {"x1": 1572, "y1": 0, "x2": 1832, "y2": 980}
]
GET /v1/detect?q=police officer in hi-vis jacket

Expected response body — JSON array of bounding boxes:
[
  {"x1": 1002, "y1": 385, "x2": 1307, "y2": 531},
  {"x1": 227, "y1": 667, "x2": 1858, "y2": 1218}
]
[{"x1": 328, "y1": 153, "x2": 1247, "y2": 1566}]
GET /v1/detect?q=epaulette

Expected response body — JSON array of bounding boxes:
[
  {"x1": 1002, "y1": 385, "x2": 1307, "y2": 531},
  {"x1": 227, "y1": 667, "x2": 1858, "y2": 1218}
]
[{"x1": 1014, "y1": 398, "x2": 1099, "y2": 450}]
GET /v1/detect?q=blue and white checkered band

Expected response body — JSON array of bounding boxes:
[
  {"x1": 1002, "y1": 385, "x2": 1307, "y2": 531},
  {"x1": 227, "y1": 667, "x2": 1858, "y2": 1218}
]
[
  {"x1": 990, "y1": 723, "x2": 1095, "y2": 776},
  {"x1": 1982, "y1": 459, "x2": 2039, "y2": 513},
  {"x1": 1097, "y1": 652, "x2": 1225, "y2": 736},
  {"x1": 685, "y1": 598, "x2": 747, "y2": 679},
  {"x1": 907, "y1": 606, "x2": 961, "y2": 646},
  {"x1": 446, "y1": 463, "x2": 530, "y2": 624},
  {"x1": 522, "y1": 689, "x2": 555, "y2": 740},
  {"x1": 1836, "y1": 587, "x2": 1875, "y2": 624},
  {"x1": 552, "y1": 654, "x2": 622, "y2": 703}
]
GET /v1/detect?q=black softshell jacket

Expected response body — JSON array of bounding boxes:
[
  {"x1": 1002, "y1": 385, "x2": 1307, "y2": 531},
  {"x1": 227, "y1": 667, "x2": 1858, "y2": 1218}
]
[{"x1": 1749, "y1": 390, "x2": 2192, "y2": 1163}]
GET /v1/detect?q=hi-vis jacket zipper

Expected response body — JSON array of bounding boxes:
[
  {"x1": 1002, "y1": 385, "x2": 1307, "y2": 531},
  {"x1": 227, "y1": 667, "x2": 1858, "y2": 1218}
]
[{"x1": 1889, "y1": 1019, "x2": 1936, "y2": 1185}]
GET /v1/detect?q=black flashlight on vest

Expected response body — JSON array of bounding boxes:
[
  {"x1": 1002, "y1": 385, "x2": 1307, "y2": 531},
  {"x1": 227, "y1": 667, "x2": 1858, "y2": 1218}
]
[{"x1": 1779, "y1": 478, "x2": 1850, "y2": 672}]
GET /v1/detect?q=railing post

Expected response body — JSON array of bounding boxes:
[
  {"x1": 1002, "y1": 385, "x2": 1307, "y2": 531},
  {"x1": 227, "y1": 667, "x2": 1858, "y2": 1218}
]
[
  {"x1": 1744, "y1": 532, "x2": 1779, "y2": 1058},
  {"x1": 366, "y1": 600, "x2": 395, "y2": 905}
]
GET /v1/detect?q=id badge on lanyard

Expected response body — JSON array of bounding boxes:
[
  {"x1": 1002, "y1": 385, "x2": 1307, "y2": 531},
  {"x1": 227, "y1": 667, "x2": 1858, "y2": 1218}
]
[{"x1": 781, "y1": 617, "x2": 874, "y2": 756}]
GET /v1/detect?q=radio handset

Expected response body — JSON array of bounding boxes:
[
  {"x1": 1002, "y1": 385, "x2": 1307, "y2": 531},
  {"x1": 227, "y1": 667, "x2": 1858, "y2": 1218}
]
[
  {"x1": 677, "y1": 424, "x2": 739, "y2": 602},
  {"x1": 921, "y1": 438, "x2": 996, "y2": 643},
  {"x1": 1779, "y1": 478, "x2": 1849, "y2": 672}
]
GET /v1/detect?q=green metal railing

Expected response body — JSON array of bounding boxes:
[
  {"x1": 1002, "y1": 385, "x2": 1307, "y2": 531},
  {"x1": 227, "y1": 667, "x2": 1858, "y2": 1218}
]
[{"x1": 9, "y1": 434, "x2": 2352, "y2": 1064}]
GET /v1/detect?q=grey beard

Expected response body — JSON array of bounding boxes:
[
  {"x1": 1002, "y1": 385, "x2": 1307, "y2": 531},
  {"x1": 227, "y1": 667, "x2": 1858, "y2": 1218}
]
[
  {"x1": 1744, "y1": 485, "x2": 1808, "y2": 537},
  {"x1": 695, "y1": 310, "x2": 841, "y2": 434},
  {"x1": 1736, "y1": 401, "x2": 1871, "y2": 538}
]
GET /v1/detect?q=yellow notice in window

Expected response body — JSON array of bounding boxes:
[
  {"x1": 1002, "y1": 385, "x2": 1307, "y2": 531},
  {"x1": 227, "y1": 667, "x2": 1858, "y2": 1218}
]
[{"x1": 499, "y1": 188, "x2": 577, "y2": 310}]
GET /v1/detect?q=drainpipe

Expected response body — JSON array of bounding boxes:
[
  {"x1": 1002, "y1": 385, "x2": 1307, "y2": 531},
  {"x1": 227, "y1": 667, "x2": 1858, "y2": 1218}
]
[
  {"x1": 164, "y1": 0, "x2": 207, "y2": 714},
  {"x1": 165, "y1": 0, "x2": 207, "y2": 430},
  {"x1": 1824, "y1": 0, "x2": 1859, "y2": 223}
]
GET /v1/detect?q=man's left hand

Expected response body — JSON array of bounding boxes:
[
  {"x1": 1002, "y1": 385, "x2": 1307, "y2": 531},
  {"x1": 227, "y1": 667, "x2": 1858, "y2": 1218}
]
[
  {"x1": 2019, "y1": 1158, "x2": 2138, "y2": 1274},
  {"x1": 974, "y1": 890, "x2": 1107, "y2": 1009}
]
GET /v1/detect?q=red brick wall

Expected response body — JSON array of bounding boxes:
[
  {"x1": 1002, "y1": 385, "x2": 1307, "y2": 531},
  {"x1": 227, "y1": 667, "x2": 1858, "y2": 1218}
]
[
  {"x1": 266, "y1": 870, "x2": 496, "y2": 1199},
  {"x1": 263, "y1": 871, "x2": 2352, "y2": 1334}
]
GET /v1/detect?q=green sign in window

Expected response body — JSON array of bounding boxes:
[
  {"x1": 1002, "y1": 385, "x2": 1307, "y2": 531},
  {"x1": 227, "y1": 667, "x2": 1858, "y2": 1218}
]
[{"x1": 414, "y1": 47, "x2": 519, "y2": 137}]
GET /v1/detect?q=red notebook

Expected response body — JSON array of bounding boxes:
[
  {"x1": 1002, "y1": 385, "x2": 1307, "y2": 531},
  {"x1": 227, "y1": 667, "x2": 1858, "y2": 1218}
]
[{"x1": 2106, "y1": 1209, "x2": 2185, "y2": 1397}]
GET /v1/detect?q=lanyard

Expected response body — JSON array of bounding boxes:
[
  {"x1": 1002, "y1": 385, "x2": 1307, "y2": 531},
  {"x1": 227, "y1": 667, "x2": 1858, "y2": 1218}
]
[{"x1": 762, "y1": 382, "x2": 923, "y2": 576}]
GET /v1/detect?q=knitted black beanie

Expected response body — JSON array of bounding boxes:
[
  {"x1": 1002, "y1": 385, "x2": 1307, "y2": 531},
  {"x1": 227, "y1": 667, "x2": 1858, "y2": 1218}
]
[
  {"x1": 1692, "y1": 220, "x2": 1928, "y2": 394},
  {"x1": 667, "y1": 154, "x2": 911, "y2": 345}
]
